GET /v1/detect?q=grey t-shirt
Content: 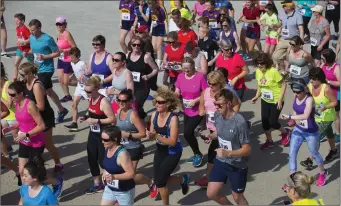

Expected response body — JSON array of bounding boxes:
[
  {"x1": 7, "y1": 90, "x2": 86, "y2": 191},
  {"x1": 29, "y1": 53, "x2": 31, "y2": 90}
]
[
  {"x1": 214, "y1": 112, "x2": 250, "y2": 169},
  {"x1": 309, "y1": 18, "x2": 329, "y2": 46},
  {"x1": 279, "y1": 9, "x2": 303, "y2": 40}
]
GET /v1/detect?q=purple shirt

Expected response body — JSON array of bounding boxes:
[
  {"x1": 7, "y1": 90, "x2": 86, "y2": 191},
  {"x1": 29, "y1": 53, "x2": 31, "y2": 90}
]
[
  {"x1": 119, "y1": 0, "x2": 136, "y2": 22},
  {"x1": 175, "y1": 72, "x2": 208, "y2": 116},
  {"x1": 293, "y1": 96, "x2": 318, "y2": 133},
  {"x1": 202, "y1": 8, "x2": 220, "y2": 23},
  {"x1": 150, "y1": 6, "x2": 166, "y2": 25}
]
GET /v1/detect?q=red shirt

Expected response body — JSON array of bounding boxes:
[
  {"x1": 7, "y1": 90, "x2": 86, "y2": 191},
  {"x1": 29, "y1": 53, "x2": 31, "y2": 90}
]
[
  {"x1": 242, "y1": 7, "x2": 260, "y2": 33},
  {"x1": 164, "y1": 43, "x2": 186, "y2": 77},
  {"x1": 177, "y1": 29, "x2": 198, "y2": 45},
  {"x1": 16, "y1": 25, "x2": 31, "y2": 52},
  {"x1": 216, "y1": 53, "x2": 246, "y2": 89}
]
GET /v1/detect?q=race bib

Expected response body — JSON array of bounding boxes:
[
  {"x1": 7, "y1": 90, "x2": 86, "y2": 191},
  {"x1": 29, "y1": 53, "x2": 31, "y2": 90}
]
[
  {"x1": 17, "y1": 37, "x2": 26, "y2": 46},
  {"x1": 282, "y1": 28, "x2": 289, "y2": 38},
  {"x1": 315, "y1": 104, "x2": 324, "y2": 118},
  {"x1": 78, "y1": 83, "x2": 84, "y2": 89},
  {"x1": 132, "y1": 72, "x2": 141, "y2": 82},
  {"x1": 59, "y1": 52, "x2": 65, "y2": 60},
  {"x1": 156, "y1": 134, "x2": 166, "y2": 145},
  {"x1": 209, "y1": 21, "x2": 217, "y2": 28},
  {"x1": 90, "y1": 124, "x2": 100, "y2": 133},
  {"x1": 299, "y1": 8, "x2": 306, "y2": 15},
  {"x1": 310, "y1": 37, "x2": 318, "y2": 46},
  {"x1": 122, "y1": 13, "x2": 131, "y2": 21},
  {"x1": 298, "y1": 120, "x2": 308, "y2": 129},
  {"x1": 261, "y1": 90, "x2": 274, "y2": 100},
  {"x1": 207, "y1": 112, "x2": 215, "y2": 123},
  {"x1": 259, "y1": 0, "x2": 268, "y2": 6},
  {"x1": 245, "y1": 23, "x2": 254, "y2": 28},
  {"x1": 92, "y1": 74, "x2": 105, "y2": 81},
  {"x1": 33, "y1": 54, "x2": 44, "y2": 63},
  {"x1": 201, "y1": 51, "x2": 208, "y2": 59},
  {"x1": 327, "y1": 4, "x2": 335, "y2": 10},
  {"x1": 183, "y1": 99, "x2": 193, "y2": 109},
  {"x1": 120, "y1": 137, "x2": 129, "y2": 145},
  {"x1": 290, "y1": 65, "x2": 302, "y2": 75},
  {"x1": 218, "y1": 136, "x2": 232, "y2": 150},
  {"x1": 152, "y1": 20, "x2": 158, "y2": 28}
]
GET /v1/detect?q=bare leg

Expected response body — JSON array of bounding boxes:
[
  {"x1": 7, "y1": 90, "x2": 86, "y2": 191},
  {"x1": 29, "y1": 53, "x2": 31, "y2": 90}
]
[
  {"x1": 14, "y1": 56, "x2": 24, "y2": 80},
  {"x1": 207, "y1": 182, "x2": 233, "y2": 205},
  {"x1": 159, "y1": 186, "x2": 170, "y2": 205},
  {"x1": 265, "y1": 130, "x2": 273, "y2": 142},
  {"x1": 46, "y1": 88, "x2": 64, "y2": 112},
  {"x1": 231, "y1": 191, "x2": 249, "y2": 205},
  {"x1": 1, "y1": 22, "x2": 7, "y2": 53},
  {"x1": 119, "y1": 29, "x2": 129, "y2": 54},
  {"x1": 328, "y1": 137, "x2": 336, "y2": 151},
  {"x1": 71, "y1": 96, "x2": 82, "y2": 123},
  {"x1": 269, "y1": 44, "x2": 276, "y2": 56},
  {"x1": 263, "y1": 43, "x2": 270, "y2": 54}
]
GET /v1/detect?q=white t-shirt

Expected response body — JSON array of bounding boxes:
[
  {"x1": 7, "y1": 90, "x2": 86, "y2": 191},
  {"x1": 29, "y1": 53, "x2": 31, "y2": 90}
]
[
  {"x1": 71, "y1": 60, "x2": 87, "y2": 79},
  {"x1": 169, "y1": 18, "x2": 180, "y2": 32}
]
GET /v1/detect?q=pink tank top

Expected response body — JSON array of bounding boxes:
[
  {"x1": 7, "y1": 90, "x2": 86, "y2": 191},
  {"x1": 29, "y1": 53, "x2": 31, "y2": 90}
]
[
  {"x1": 322, "y1": 63, "x2": 339, "y2": 97},
  {"x1": 15, "y1": 99, "x2": 45, "y2": 148},
  {"x1": 204, "y1": 88, "x2": 217, "y2": 131},
  {"x1": 57, "y1": 31, "x2": 72, "y2": 62}
]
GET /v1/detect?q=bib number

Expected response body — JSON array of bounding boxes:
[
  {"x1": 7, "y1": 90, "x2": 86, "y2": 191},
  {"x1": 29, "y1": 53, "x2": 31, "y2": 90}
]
[
  {"x1": 120, "y1": 137, "x2": 129, "y2": 145},
  {"x1": 218, "y1": 137, "x2": 232, "y2": 150},
  {"x1": 33, "y1": 54, "x2": 43, "y2": 63},
  {"x1": 299, "y1": 9, "x2": 306, "y2": 15},
  {"x1": 92, "y1": 74, "x2": 105, "y2": 81},
  {"x1": 298, "y1": 120, "x2": 308, "y2": 129},
  {"x1": 207, "y1": 112, "x2": 215, "y2": 123},
  {"x1": 132, "y1": 72, "x2": 141, "y2": 82},
  {"x1": 327, "y1": 4, "x2": 335, "y2": 10},
  {"x1": 90, "y1": 124, "x2": 100, "y2": 133},
  {"x1": 310, "y1": 38, "x2": 318, "y2": 46},
  {"x1": 259, "y1": 0, "x2": 268, "y2": 6},
  {"x1": 289, "y1": 65, "x2": 302, "y2": 75},
  {"x1": 209, "y1": 21, "x2": 217, "y2": 28},
  {"x1": 183, "y1": 99, "x2": 193, "y2": 109},
  {"x1": 282, "y1": 29, "x2": 289, "y2": 38},
  {"x1": 122, "y1": 13, "x2": 131, "y2": 21},
  {"x1": 107, "y1": 179, "x2": 119, "y2": 189},
  {"x1": 201, "y1": 51, "x2": 208, "y2": 59},
  {"x1": 156, "y1": 134, "x2": 166, "y2": 145},
  {"x1": 261, "y1": 91, "x2": 274, "y2": 100},
  {"x1": 315, "y1": 104, "x2": 324, "y2": 118},
  {"x1": 152, "y1": 20, "x2": 158, "y2": 27},
  {"x1": 245, "y1": 23, "x2": 254, "y2": 28},
  {"x1": 59, "y1": 52, "x2": 65, "y2": 60}
]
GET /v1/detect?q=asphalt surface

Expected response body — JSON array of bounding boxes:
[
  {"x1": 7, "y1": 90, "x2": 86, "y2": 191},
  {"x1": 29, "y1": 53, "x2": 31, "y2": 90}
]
[{"x1": 1, "y1": 1, "x2": 340, "y2": 205}]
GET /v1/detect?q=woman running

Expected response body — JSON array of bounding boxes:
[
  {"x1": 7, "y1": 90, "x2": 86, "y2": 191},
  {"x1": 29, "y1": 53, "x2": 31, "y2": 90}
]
[
  {"x1": 116, "y1": 89, "x2": 158, "y2": 198},
  {"x1": 251, "y1": 53, "x2": 290, "y2": 150},
  {"x1": 177, "y1": 18, "x2": 198, "y2": 45},
  {"x1": 281, "y1": 79, "x2": 327, "y2": 186},
  {"x1": 119, "y1": 0, "x2": 136, "y2": 53},
  {"x1": 126, "y1": 36, "x2": 158, "y2": 119},
  {"x1": 321, "y1": 49, "x2": 340, "y2": 142},
  {"x1": 296, "y1": 0, "x2": 315, "y2": 42},
  {"x1": 100, "y1": 126, "x2": 135, "y2": 205},
  {"x1": 55, "y1": 16, "x2": 77, "y2": 103},
  {"x1": 134, "y1": 0, "x2": 150, "y2": 29},
  {"x1": 19, "y1": 156, "x2": 58, "y2": 205},
  {"x1": 202, "y1": 0, "x2": 220, "y2": 37},
  {"x1": 82, "y1": 76, "x2": 115, "y2": 194},
  {"x1": 324, "y1": 0, "x2": 340, "y2": 39},
  {"x1": 184, "y1": 41, "x2": 208, "y2": 75},
  {"x1": 219, "y1": 17, "x2": 240, "y2": 52},
  {"x1": 147, "y1": 87, "x2": 189, "y2": 205},
  {"x1": 175, "y1": 57, "x2": 208, "y2": 167}
]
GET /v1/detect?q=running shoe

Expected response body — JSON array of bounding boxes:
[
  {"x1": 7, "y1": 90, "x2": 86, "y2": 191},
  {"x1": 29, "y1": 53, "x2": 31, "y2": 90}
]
[
  {"x1": 300, "y1": 158, "x2": 313, "y2": 170},
  {"x1": 1, "y1": 52, "x2": 11, "y2": 58},
  {"x1": 64, "y1": 122, "x2": 78, "y2": 131},
  {"x1": 325, "y1": 149, "x2": 338, "y2": 163},
  {"x1": 320, "y1": 135, "x2": 327, "y2": 142},
  {"x1": 281, "y1": 128, "x2": 291, "y2": 146},
  {"x1": 186, "y1": 155, "x2": 195, "y2": 163},
  {"x1": 60, "y1": 95, "x2": 72, "y2": 103},
  {"x1": 192, "y1": 154, "x2": 203, "y2": 167},
  {"x1": 84, "y1": 183, "x2": 104, "y2": 195},
  {"x1": 260, "y1": 140, "x2": 274, "y2": 150},
  {"x1": 54, "y1": 164, "x2": 64, "y2": 174},
  {"x1": 287, "y1": 119, "x2": 295, "y2": 127},
  {"x1": 53, "y1": 176, "x2": 64, "y2": 198},
  {"x1": 149, "y1": 180, "x2": 158, "y2": 199},
  {"x1": 316, "y1": 170, "x2": 328, "y2": 186},
  {"x1": 195, "y1": 176, "x2": 208, "y2": 187},
  {"x1": 181, "y1": 174, "x2": 190, "y2": 195},
  {"x1": 16, "y1": 174, "x2": 22, "y2": 186},
  {"x1": 335, "y1": 133, "x2": 340, "y2": 143},
  {"x1": 56, "y1": 108, "x2": 69, "y2": 123}
]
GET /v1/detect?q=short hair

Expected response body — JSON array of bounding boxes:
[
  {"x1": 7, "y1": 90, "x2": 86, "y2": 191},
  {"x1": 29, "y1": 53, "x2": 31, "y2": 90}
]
[
  {"x1": 218, "y1": 39, "x2": 232, "y2": 49},
  {"x1": 14, "y1": 13, "x2": 25, "y2": 22},
  {"x1": 28, "y1": 19, "x2": 42, "y2": 28},
  {"x1": 309, "y1": 67, "x2": 327, "y2": 83},
  {"x1": 254, "y1": 53, "x2": 273, "y2": 69},
  {"x1": 321, "y1": 49, "x2": 336, "y2": 64},
  {"x1": 85, "y1": 76, "x2": 102, "y2": 88},
  {"x1": 92, "y1": 35, "x2": 106, "y2": 46},
  {"x1": 167, "y1": 31, "x2": 178, "y2": 41},
  {"x1": 207, "y1": 70, "x2": 226, "y2": 89},
  {"x1": 178, "y1": 17, "x2": 191, "y2": 29},
  {"x1": 118, "y1": 89, "x2": 134, "y2": 101},
  {"x1": 128, "y1": 35, "x2": 145, "y2": 52},
  {"x1": 152, "y1": 87, "x2": 180, "y2": 112},
  {"x1": 69, "y1": 47, "x2": 81, "y2": 58},
  {"x1": 215, "y1": 88, "x2": 234, "y2": 102},
  {"x1": 198, "y1": 16, "x2": 209, "y2": 26},
  {"x1": 114, "y1": 52, "x2": 127, "y2": 62},
  {"x1": 8, "y1": 81, "x2": 26, "y2": 95},
  {"x1": 171, "y1": 9, "x2": 181, "y2": 16},
  {"x1": 102, "y1": 125, "x2": 122, "y2": 145}
]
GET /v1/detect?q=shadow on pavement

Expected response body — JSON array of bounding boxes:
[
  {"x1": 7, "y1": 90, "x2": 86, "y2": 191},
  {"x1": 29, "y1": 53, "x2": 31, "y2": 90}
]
[
  {"x1": 59, "y1": 176, "x2": 93, "y2": 202},
  {"x1": 0, "y1": 187, "x2": 20, "y2": 205}
]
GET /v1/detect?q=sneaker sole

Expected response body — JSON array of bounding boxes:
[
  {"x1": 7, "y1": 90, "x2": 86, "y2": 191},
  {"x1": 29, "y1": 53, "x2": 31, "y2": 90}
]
[
  {"x1": 193, "y1": 159, "x2": 203, "y2": 168},
  {"x1": 85, "y1": 189, "x2": 104, "y2": 195}
]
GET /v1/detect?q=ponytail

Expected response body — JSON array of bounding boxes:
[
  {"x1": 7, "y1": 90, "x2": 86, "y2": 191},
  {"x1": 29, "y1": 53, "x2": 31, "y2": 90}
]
[{"x1": 24, "y1": 155, "x2": 47, "y2": 184}]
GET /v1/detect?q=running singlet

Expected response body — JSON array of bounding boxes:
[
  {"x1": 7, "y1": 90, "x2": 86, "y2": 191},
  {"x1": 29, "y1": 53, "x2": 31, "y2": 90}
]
[
  {"x1": 202, "y1": 9, "x2": 220, "y2": 29},
  {"x1": 57, "y1": 32, "x2": 72, "y2": 62},
  {"x1": 255, "y1": 66, "x2": 283, "y2": 104},
  {"x1": 116, "y1": 109, "x2": 140, "y2": 149},
  {"x1": 1, "y1": 81, "x2": 15, "y2": 121},
  {"x1": 119, "y1": 0, "x2": 136, "y2": 22},
  {"x1": 150, "y1": 6, "x2": 167, "y2": 27},
  {"x1": 204, "y1": 88, "x2": 217, "y2": 131},
  {"x1": 90, "y1": 52, "x2": 112, "y2": 87},
  {"x1": 126, "y1": 52, "x2": 150, "y2": 89},
  {"x1": 293, "y1": 96, "x2": 318, "y2": 133},
  {"x1": 322, "y1": 63, "x2": 339, "y2": 98},
  {"x1": 88, "y1": 95, "x2": 108, "y2": 133}
]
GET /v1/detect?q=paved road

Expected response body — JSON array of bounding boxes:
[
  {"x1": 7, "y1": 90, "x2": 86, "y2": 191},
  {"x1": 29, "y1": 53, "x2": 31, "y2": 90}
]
[{"x1": 1, "y1": 1, "x2": 339, "y2": 205}]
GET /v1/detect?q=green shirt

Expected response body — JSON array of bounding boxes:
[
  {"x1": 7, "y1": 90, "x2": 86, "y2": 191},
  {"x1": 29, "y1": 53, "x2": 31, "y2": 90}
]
[
  {"x1": 256, "y1": 67, "x2": 283, "y2": 104},
  {"x1": 260, "y1": 13, "x2": 279, "y2": 38}
]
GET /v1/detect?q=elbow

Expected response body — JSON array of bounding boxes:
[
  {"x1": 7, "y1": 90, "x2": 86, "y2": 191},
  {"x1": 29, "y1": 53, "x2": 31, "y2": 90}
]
[
  {"x1": 40, "y1": 122, "x2": 46, "y2": 132},
  {"x1": 170, "y1": 140, "x2": 177, "y2": 147},
  {"x1": 37, "y1": 105, "x2": 45, "y2": 112}
]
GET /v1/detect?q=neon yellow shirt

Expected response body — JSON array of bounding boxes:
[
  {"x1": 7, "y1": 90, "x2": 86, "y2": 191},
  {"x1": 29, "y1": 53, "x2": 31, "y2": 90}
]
[
  {"x1": 260, "y1": 12, "x2": 279, "y2": 39},
  {"x1": 1, "y1": 81, "x2": 16, "y2": 121},
  {"x1": 170, "y1": 0, "x2": 187, "y2": 12},
  {"x1": 179, "y1": 8, "x2": 192, "y2": 20},
  {"x1": 255, "y1": 67, "x2": 283, "y2": 104},
  {"x1": 292, "y1": 198, "x2": 320, "y2": 205}
]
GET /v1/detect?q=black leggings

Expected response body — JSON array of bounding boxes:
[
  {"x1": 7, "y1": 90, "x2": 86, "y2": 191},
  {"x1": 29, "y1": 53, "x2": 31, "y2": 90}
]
[
  {"x1": 302, "y1": 16, "x2": 311, "y2": 37},
  {"x1": 326, "y1": 11, "x2": 340, "y2": 33},
  {"x1": 184, "y1": 114, "x2": 203, "y2": 155},
  {"x1": 87, "y1": 131, "x2": 105, "y2": 177},
  {"x1": 261, "y1": 99, "x2": 284, "y2": 131},
  {"x1": 134, "y1": 88, "x2": 150, "y2": 120}
]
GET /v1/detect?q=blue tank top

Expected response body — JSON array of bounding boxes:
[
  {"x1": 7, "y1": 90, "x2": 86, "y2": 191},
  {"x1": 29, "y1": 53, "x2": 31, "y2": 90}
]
[
  {"x1": 221, "y1": 30, "x2": 237, "y2": 52},
  {"x1": 293, "y1": 95, "x2": 318, "y2": 133},
  {"x1": 116, "y1": 109, "x2": 141, "y2": 149},
  {"x1": 134, "y1": 3, "x2": 149, "y2": 26},
  {"x1": 91, "y1": 52, "x2": 112, "y2": 87},
  {"x1": 103, "y1": 146, "x2": 135, "y2": 191},
  {"x1": 153, "y1": 112, "x2": 182, "y2": 155}
]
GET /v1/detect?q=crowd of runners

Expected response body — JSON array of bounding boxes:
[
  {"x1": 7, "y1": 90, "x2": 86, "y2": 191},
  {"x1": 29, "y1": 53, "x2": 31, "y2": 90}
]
[{"x1": 0, "y1": 0, "x2": 340, "y2": 205}]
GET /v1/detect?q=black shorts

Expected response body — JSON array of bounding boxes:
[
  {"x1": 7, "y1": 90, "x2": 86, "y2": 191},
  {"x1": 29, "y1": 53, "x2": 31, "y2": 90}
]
[
  {"x1": 336, "y1": 100, "x2": 340, "y2": 112},
  {"x1": 151, "y1": 24, "x2": 166, "y2": 37},
  {"x1": 127, "y1": 146, "x2": 144, "y2": 161},
  {"x1": 311, "y1": 43, "x2": 329, "y2": 60},
  {"x1": 18, "y1": 144, "x2": 45, "y2": 159},
  {"x1": 209, "y1": 159, "x2": 248, "y2": 194},
  {"x1": 121, "y1": 20, "x2": 134, "y2": 31},
  {"x1": 153, "y1": 144, "x2": 181, "y2": 188},
  {"x1": 37, "y1": 72, "x2": 54, "y2": 89}
]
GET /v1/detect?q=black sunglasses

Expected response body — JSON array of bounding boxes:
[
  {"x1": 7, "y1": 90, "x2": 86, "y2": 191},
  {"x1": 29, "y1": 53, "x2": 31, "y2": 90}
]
[
  {"x1": 132, "y1": 43, "x2": 141, "y2": 47},
  {"x1": 85, "y1": 90, "x2": 93, "y2": 94},
  {"x1": 92, "y1": 43, "x2": 101, "y2": 46},
  {"x1": 293, "y1": 90, "x2": 303, "y2": 94},
  {"x1": 208, "y1": 82, "x2": 217, "y2": 87},
  {"x1": 117, "y1": 98, "x2": 129, "y2": 103},
  {"x1": 156, "y1": 100, "x2": 167, "y2": 104},
  {"x1": 55, "y1": 23, "x2": 65, "y2": 26},
  {"x1": 221, "y1": 47, "x2": 232, "y2": 51},
  {"x1": 214, "y1": 102, "x2": 225, "y2": 108},
  {"x1": 8, "y1": 93, "x2": 17, "y2": 97},
  {"x1": 113, "y1": 58, "x2": 121, "y2": 62},
  {"x1": 222, "y1": 24, "x2": 228, "y2": 27},
  {"x1": 102, "y1": 138, "x2": 112, "y2": 142}
]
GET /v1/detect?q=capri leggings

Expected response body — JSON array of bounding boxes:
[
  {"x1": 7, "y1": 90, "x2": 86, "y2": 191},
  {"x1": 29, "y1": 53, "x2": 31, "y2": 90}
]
[
  {"x1": 184, "y1": 114, "x2": 203, "y2": 156},
  {"x1": 325, "y1": 9, "x2": 340, "y2": 34},
  {"x1": 261, "y1": 99, "x2": 284, "y2": 131},
  {"x1": 87, "y1": 131, "x2": 105, "y2": 177}
]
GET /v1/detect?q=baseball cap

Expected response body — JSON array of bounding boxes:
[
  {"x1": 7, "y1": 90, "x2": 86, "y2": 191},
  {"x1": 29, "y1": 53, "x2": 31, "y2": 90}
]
[
  {"x1": 291, "y1": 81, "x2": 306, "y2": 92},
  {"x1": 311, "y1": 5, "x2": 324, "y2": 13},
  {"x1": 56, "y1": 16, "x2": 67, "y2": 24},
  {"x1": 137, "y1": 25, "x2": 148, "y2": 33}
]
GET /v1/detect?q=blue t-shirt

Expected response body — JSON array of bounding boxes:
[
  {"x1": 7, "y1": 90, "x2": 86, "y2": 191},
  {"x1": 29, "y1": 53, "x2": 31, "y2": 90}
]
[
  {"x1": 296, "y1": 0, "x2": 316, "y2": 17},
  {"x1": 29, "y1": 32, "x2": 58, "y2": 73},
  {"x1": 215, "y1": 0, "x2": 233, "y2": 9},
  {"x1": 20, "y1": 184, "x2": 58, "y2": 205}
]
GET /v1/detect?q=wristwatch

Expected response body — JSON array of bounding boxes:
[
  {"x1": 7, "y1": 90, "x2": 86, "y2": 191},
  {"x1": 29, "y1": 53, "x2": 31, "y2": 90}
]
[
  {"x1": 128, "y1": 132, "x2": 133, "y2": 140},
  {"x1": 25, "y1": 133, "x2": 30, "y2": 138}
]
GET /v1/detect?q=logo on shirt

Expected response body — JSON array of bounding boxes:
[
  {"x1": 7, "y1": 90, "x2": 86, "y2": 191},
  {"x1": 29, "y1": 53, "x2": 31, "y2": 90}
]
[{"x1": 260, "y1": 78, "x2": 267, "y2": 85}]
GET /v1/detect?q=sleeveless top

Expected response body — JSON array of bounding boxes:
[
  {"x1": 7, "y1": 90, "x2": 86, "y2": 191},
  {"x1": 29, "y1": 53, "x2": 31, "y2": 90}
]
[
  {"x1": 111, "y1": 69, "x2": 128, "y2": 101},
  {"x1": 25, "y1": 79, "x2": 55, "y2": 128},
  {"x1": 91, "y1": 52, "x2": 112, "y2": 88},
  {"x1": 308, "y1": 83, "x2": 336, "y2": 122},
  {"x1": 103, "y1": 146, "x2": 135, "y2": 192},
  {"x1": 88, "y1": 95, "x2": 108, "y2": 133},
  {"x1": 126, "y1": 52, "x2": 150, "y2": 90},
  {"x1": 322, "y1": 63, "x2": 339, "y2": 98},
  {"x1": 221, "y1": 30, "x2": 237, "y2": 52},
  {"x1": 288, "y1": 50, "x2": 311, "y2": 79},
  {"x1": 56, "y1": 31, "x2": 72, "y2": 62},
  {"x1": 15, "y1": 98, "x2": 45, "y2": 148},
  {"x1": 204, "y1": 88, "x2": 217, "y2": 131},
  {"x1": 293, "y1": 95, "x2": 318, "y2": 133},
  {"x1": 194, "y1": 52, "x2": 205, "y2": 71},
  {"x1": 153, "y1": 112, "x2": 182, "y2": 155},
  {"x1": 1, "y1": 81, "x2": 16, "y2": 121},
  {"x1": 116, "y1": 109, "x2": 140, "y2": 149}
]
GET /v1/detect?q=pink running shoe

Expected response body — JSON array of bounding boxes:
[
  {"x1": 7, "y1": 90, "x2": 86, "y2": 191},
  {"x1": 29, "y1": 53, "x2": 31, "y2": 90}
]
[
  {"x1": 316, "y1": 170, "x2": 328, "y2": 186},
  {"x1": 281, "y1": 129, "x2": 291, "y2": 146},
  {"x1": 260, "y1": 140, "x2": 274, "y2": 150}
]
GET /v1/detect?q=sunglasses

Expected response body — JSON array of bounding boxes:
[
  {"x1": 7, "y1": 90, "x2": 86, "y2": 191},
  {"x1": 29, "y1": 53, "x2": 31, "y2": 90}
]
[
  {"x1": 222, "y1": 24, "x2": 228, "y2": 27},
  {"x1": 208, "y1": 82, "x2": 217, "y2": 87},
  {"x1": 102, "y1": 138, "x2": 112, "y2": 142},
  {"x1": 293, "y1": 90, "x2": 303, "y2": 94},
  {"x1": 8, "y1": 93, "x2": 17, "y2": 97},
  {"x1": 132, "y1": 43, "x2": 141, "y2": 47},
  {"x1": 92, "y1": 43, "x2": 101, "y2": 46},
  {"x1": 19, "y1": 72, "x2": 26, "y2": 77},
  {"x1": 55, "y1": 23, "x2": 65, "y2": 26},
  {"x1": 85, "y1": 90, "x2": 93, "y2": 94},
  {"x1": 221, "y1": 47, "x2": 232, "y2": 52},
  {"x1": 168, "y1": 41, "x2": 176, "y2": 44},
  {"x1": 155, "y1": 100, "x2": 167, "y2": 104},
  {"x1": 113, "y1": 58, "x2": 121, "y2": 62},
  {"x1": 214, "y1": 102, "x2": 225, "y2": 108},
  {"x1": 117, "y1": 98, "x2": 129, "y2": 103},
  {"x1": 257, "y1": 62, "x2": 266, "y2": 66}
]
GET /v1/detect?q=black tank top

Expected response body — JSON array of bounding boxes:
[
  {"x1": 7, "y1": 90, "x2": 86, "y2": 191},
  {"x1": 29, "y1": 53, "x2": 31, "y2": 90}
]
[{"x1": 126, "y1": 52, "x2": 150, "y2": 90}]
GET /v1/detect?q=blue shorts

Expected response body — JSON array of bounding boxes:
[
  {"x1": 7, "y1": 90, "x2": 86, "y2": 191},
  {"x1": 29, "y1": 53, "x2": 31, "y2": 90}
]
[
  {"x1": 102, "y1": 186, "x2": 135, "y2": 205},
  {"x1": 245, "y1": 30, "x2": 260, "y2": 40},
  {"x1": 121, "y1": 20, "x2": 134, "y2": 31},
  {"x1": 152, "y1": 24, "x2": 166, "y2": 37},
  {"x1": 16, "y1": 49, "x2": 34, "y2": 62},
  {"x1": 209, "y1": 159, "x2": 248, "y2": 194},
  {"x1": 57, "y1": 59, "x2": 73, "y2": 74}
]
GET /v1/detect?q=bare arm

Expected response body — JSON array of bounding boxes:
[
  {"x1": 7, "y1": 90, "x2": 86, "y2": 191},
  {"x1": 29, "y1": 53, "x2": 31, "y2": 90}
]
[
  {"x1": 324, "y1": 85, "x2": 338, "y2": 109},
  {"x1": 1, "y1": 101, "x2": 9, "y2": 119},
  {"x1": 319, "y1": 25, "x2": 331, "y2": 48},
  {"x1": 144, "y1": 54, "x2": 159, "y2": 78},
  {"x1": 125, "y1": 71, "x2": 135, "y2": 94},
  {"x1": 233, "y1": 31, "x2": 241, "y2": 52},
  {"x1": 198, "y1": 55, "x2": 208, "y2": 75},
  {"x1": 329, "y1": 65, "x2": 340, "y2": 87},
  {"x1": 290, "y1": 96, "x2": 314, "y2": 120},
  {"x1": 156, "y1": 116, "x2": 179, "y2": 146},
  {"x1": 65, "y1": 31, "x2": 77, "y2": 49},
  {"x1": 199, "y1": 89, "x2": 205, "y2": 116},
  {"x1": 27, "y1": 101, "x2": 46, "y2": 136},
  {"x1": 99, "y1": 98, "x2": 116, "y2": 124},
  {"x1": 298, "y1": 25, "x2": 304, "y2": 41},
  {"x1": 86, "y1": 53, "x2": 94, "y2": 75},
  {"x1": 121, "y1": 110, "x2": 146, "y2": 139},
  {"x1": 114, "y1": 151, "x2": 135, "y2": 180},
  {"x1": 33, "y1": 83, "x2": 46, "y2": 111},
  {"x1": 104, "y1": 54, "x2": 114, "y2": 84}
]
